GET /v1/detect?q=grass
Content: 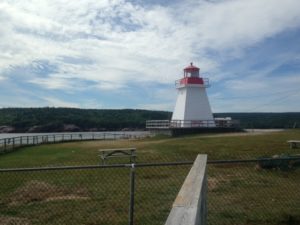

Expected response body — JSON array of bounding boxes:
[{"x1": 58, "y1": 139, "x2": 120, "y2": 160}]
[{"x1": 0, "y1": 129, "x2": 300, "y2": 225}]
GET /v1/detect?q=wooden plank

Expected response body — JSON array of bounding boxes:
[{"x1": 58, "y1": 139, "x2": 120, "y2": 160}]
[
  {"x1": 98, "y1": 148, "x2": 137, "y2": 164},
  {"x1": 165, "y1": 154, "x2": 207, "y2": 225},
  {"x1": 287, "y1": 140, "x2": 300, "y2": 143},
  {"x1": 98, "y1": 148, "x2": 136, "y2": 152},
  {"x1": 287, "y1": 140, "x2": 300, "y2": 149}
]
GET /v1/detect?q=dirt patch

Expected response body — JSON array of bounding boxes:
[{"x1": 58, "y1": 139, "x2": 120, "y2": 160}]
[
  {"x1": 0, "y1": 216, "x2": 30, "y2": 225},
  {"x1": 5, "y1": 180, "x2": 89, "y2": 206},
  {"x1": 45, "y1": 195, "x2": 89, "y2": 202},
  {"x1": 208, "y1": 176, "x2": 234, "y2": 191},
  {"x1": 208, "y1": 177, "x2": 219, "y2": 191},
  {"x1": 141, "y1": 173, "x2": 170, "y2": 180}
]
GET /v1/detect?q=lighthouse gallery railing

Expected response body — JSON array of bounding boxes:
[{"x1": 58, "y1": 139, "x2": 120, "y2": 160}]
[{"x1": 146, "y1": 119, "x2": 237, "y2": 129}]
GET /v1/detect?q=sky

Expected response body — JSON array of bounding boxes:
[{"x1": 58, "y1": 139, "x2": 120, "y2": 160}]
[{"x1": 0, "y1": 0, "x2": 300, "y2": 112}]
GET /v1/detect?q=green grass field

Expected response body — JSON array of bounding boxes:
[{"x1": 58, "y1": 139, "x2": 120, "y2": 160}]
[{"x1": 0, "y1": 130, "x2": 300, "y2": 225}]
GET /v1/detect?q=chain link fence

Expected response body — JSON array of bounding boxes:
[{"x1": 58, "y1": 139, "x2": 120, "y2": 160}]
[
  {"x1": 1, "y1": 157, "x2": 299, "y2": 225},
  {"x1": 0, "y1": 162, "x2": 191, "y2": 225},
  {"x1": 207, "y1": 159, "x2": 300, "y2": 225}
]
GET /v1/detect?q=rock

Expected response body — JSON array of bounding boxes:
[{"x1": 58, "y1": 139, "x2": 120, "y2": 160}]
[
  {"x1": 0, "y1": 126, "x2": 15, "y2": 133},
  {"x1": 88, "y1": 128, "x2": 98, "y2": 132},
  {"x1": 63, "y1": 124, "x2": 80, "y2": 132},
  {"x1": 27, "y1": 126, "x2": 43, "y2": 132}
]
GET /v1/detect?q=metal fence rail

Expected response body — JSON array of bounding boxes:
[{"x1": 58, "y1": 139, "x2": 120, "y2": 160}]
[{"x1": 0, "y1": 132, "x2": 150, "y2": 154}]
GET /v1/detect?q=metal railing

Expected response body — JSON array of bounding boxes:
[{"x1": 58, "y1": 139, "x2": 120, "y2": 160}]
[
  {"x1": 175, "y1": 78, "x2": 210, "y2": 88},
  {"x1": 170, "y1": 120, "x2": 216, "y2": 128},
  {"x1": 145, "y1": 120, "x2": 171, "y2": 129},
  {"x1": 146, "y1": 119, "x2": 238, "y2": 129},
  {"x1": 0, "y1": 132, "x2": 150, "y2": 154}
]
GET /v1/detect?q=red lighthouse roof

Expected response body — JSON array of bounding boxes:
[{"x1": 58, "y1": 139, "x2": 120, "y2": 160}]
[{"x1": 184, "y1": 62, "x2": 199, "y2": 72}]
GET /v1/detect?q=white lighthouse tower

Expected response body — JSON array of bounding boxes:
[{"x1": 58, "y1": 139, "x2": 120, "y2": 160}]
[{"x1": 171, "y1": 63, "x2": 215, "y2": 128}]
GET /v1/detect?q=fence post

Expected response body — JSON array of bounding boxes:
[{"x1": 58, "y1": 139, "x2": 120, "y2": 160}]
[
  {"x1": 165, "y1": 154, "x2": 207, "y2": 225},
  {"x1": 12, "y1": 138, "x2": 15, "y2": 150},
  {"x1": 4, "y1": 139, "x2": 7, "y2": 152},
  {"x1": 129, "y1": 163, "x2": 135, "y2": 225}
]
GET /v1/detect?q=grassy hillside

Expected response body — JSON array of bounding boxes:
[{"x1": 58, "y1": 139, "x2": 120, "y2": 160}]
[
  {"x1": 0, "y1": 130, "x2": 300, "y2": 225},
  {"x1": 1, "y1": 129, "x2": 300, "y2": 167}
]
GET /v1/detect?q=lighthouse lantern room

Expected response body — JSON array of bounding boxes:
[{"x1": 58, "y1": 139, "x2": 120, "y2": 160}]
[{"x1": 171, "y1": 63, "x2": 215, "y2": 128}]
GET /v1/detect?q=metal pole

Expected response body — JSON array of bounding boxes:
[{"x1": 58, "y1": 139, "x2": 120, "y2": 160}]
[{"x1": 129, "y1": 163, "x2": 135, "y2": 225}]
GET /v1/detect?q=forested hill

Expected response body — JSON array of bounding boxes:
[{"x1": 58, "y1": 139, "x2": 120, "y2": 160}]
[
  {"x1": 215, "y1": 113, "x2": 300, "y2": 129},
  {"x1": 0, "y1": 108, "x2": 299, "y2": 132},
  {"x1": 0, "y1": 108, "x2": 171, "y2": 132}
]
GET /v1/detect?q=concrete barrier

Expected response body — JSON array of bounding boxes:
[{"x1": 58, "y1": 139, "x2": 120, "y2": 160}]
[{"x1": 165, "y1": 154, "x2": 207, "y2": 225}]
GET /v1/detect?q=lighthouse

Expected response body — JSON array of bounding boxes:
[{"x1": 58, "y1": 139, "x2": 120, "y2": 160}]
[{"x1": 171, "y1": 63, "x2": 215, "y2": 128}]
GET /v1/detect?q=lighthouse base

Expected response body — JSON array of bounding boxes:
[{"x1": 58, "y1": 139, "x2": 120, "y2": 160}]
[
  {"x1": 170, "y1": 127, "x2": 243, "y2": 137},
  {"x1": 148, "y1": 127, "x2": 243, "y2": 137},
  {"x1": 146, "y1": 119, "x2": 242, "y2": 137}
]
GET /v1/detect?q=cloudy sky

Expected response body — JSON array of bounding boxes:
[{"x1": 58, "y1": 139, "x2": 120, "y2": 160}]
[{"x1": 0, "y1": 0, "x2": 300, "y2": 112}]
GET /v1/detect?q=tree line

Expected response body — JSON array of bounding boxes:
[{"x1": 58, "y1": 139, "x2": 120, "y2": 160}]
[
  {"x1": 0, "y1": 107, "x2": 171, "y2": 132},
  {"x1": 0, "y1": 107, "x2": 299, "y2": 132}
]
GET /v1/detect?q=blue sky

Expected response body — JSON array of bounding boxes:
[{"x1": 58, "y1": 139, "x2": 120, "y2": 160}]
[{"x1": 0, "y1": 0, "x2": 300, "y2": 112}]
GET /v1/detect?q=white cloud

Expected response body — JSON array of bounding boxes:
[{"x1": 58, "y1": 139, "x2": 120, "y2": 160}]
[
  {"x1": 0, "y1": 75, "x2": 6, "y2": 81},
  {"x1": 41, "y1": 97, "x2": 80, "y2": 108},
  {"x1": 30, "y1": 76, "x2": 72, "y2": 90},
  {"x1": 181, "y1": 0, "x2": 300, "y2": 52},
  {"x1": 224, "y1": 79, "x2": 269, "y2": 91},
  {"x1": 93, "y1": 81, "x2": 126, "y2": 91},
  {"x1": 0, "y1": 0, "x2": 300, "y2": 110}
]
